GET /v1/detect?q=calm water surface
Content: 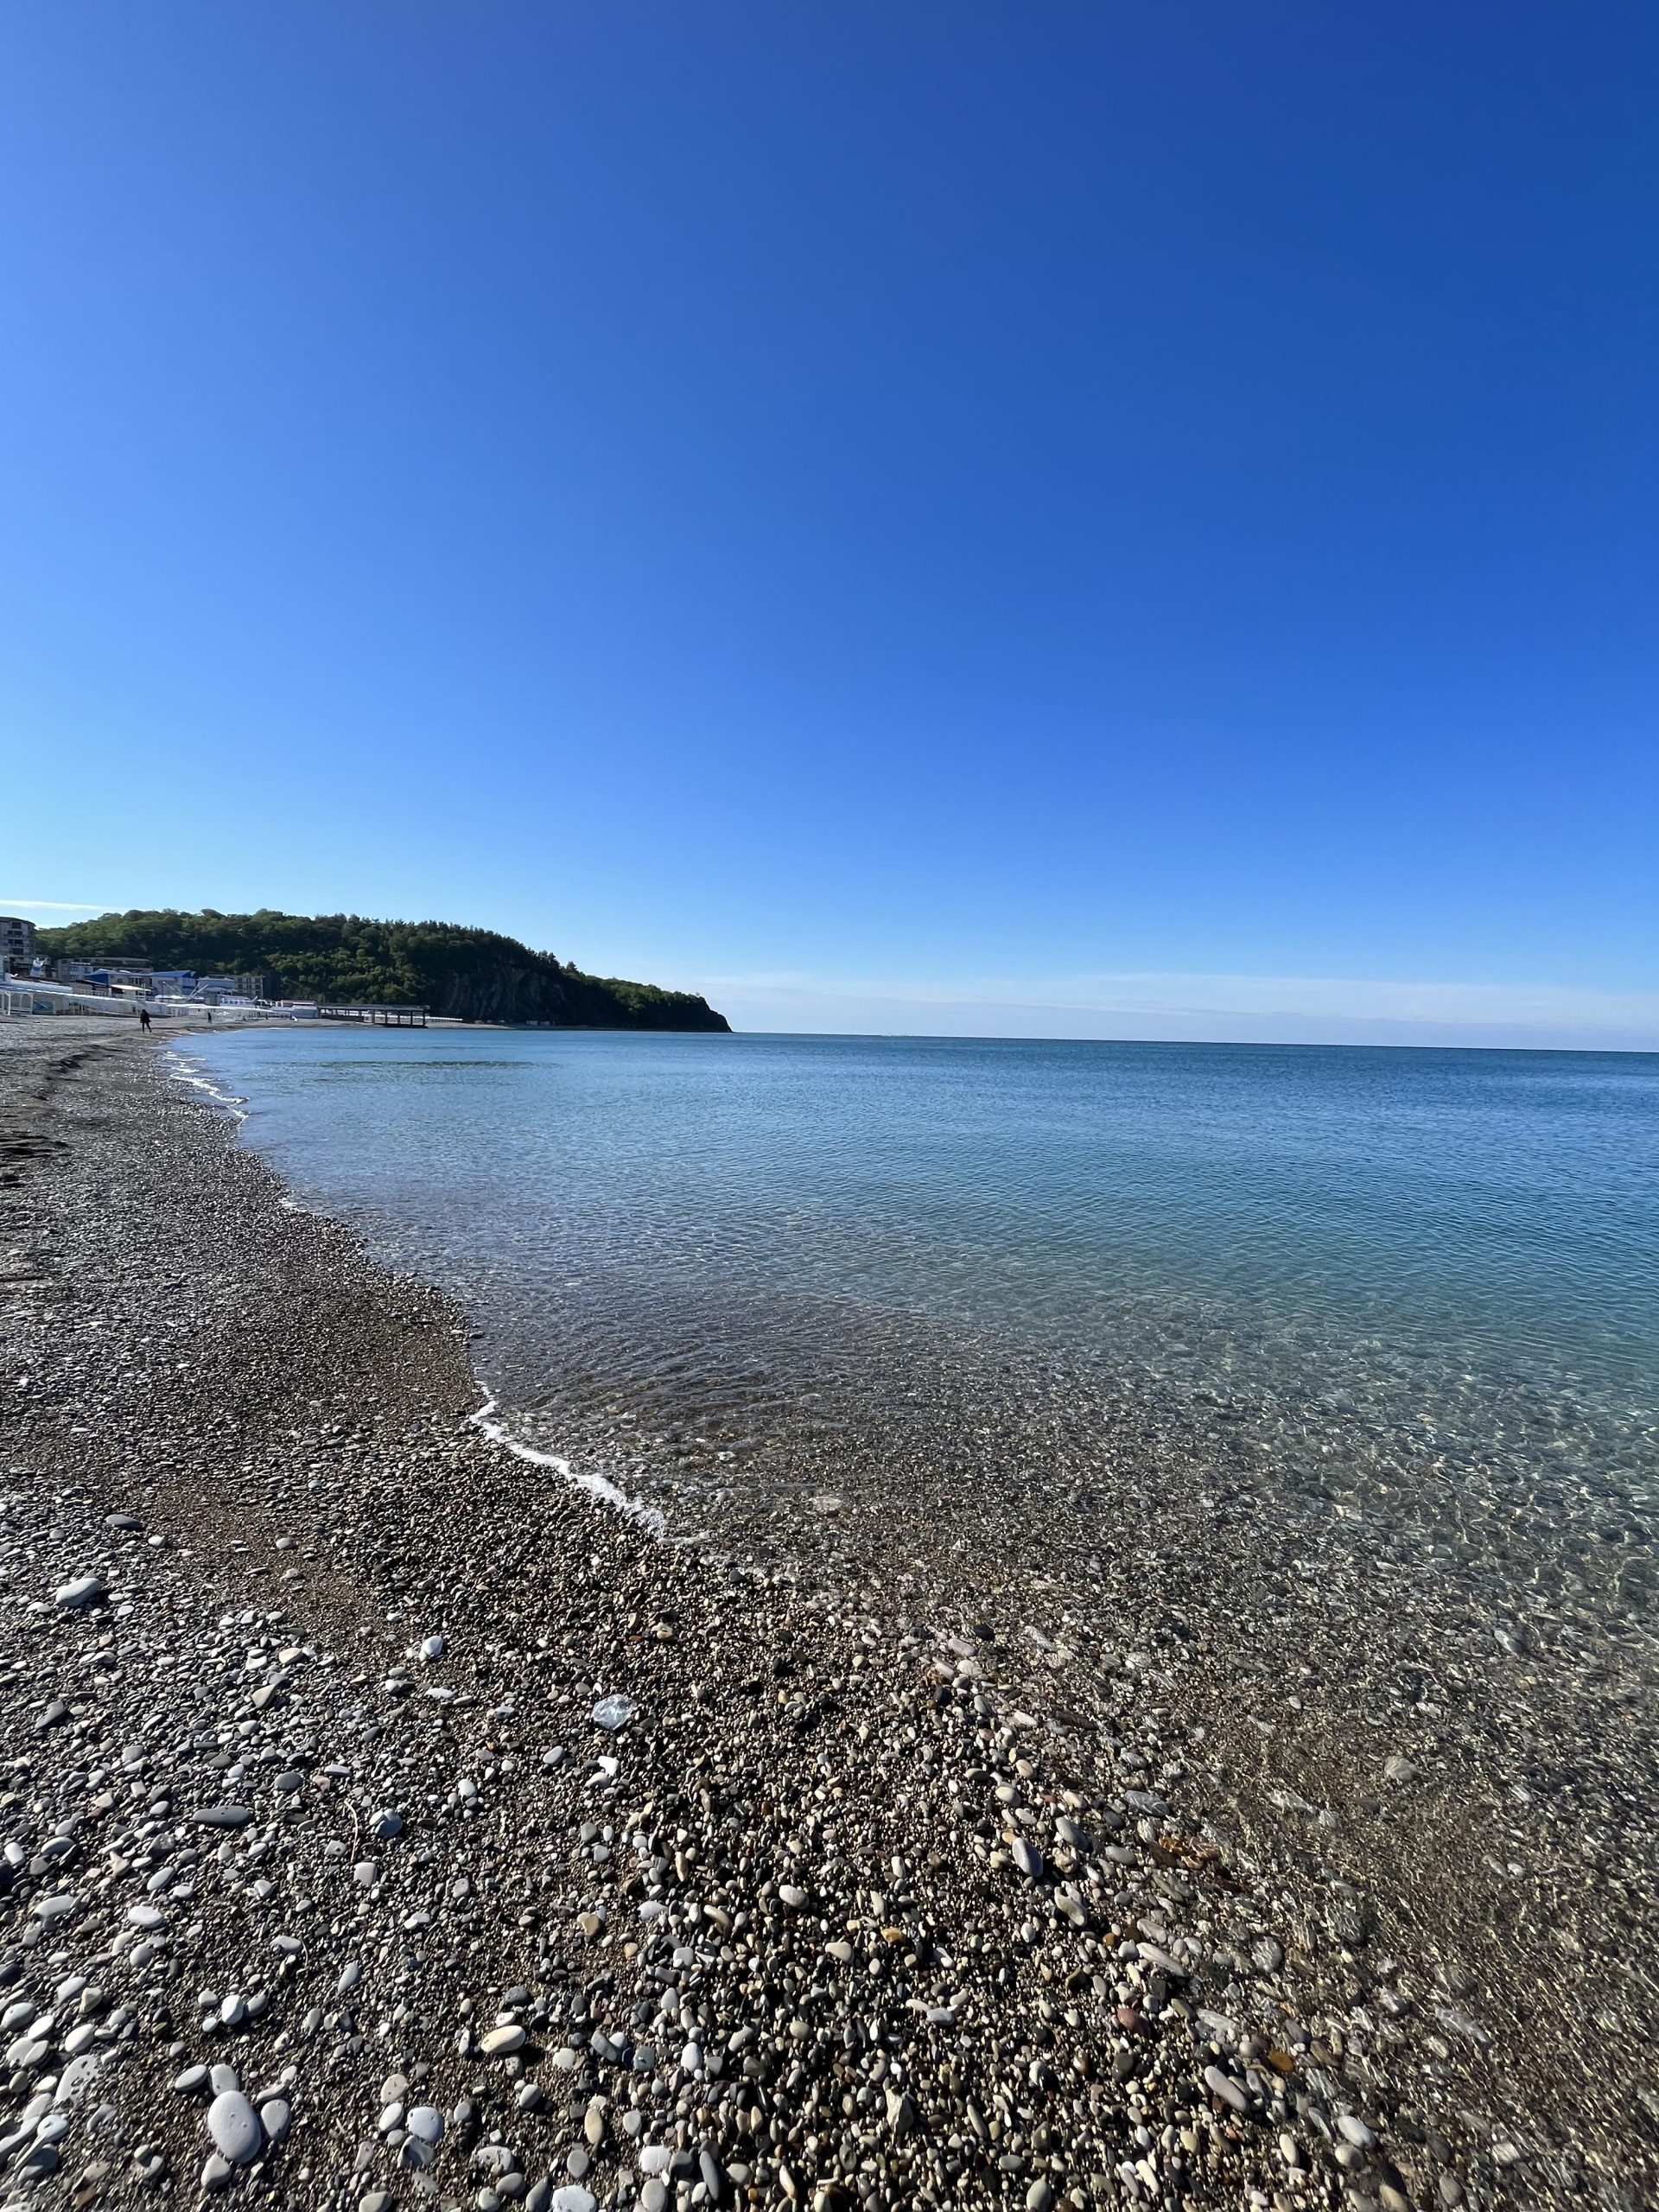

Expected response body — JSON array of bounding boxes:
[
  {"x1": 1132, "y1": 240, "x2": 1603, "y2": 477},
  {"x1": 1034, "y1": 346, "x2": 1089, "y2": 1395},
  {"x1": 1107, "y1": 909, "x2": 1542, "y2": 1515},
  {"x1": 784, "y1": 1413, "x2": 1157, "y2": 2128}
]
[{"x1": 177, "y1": 1030, "x2": 1659, "y2": 1518}]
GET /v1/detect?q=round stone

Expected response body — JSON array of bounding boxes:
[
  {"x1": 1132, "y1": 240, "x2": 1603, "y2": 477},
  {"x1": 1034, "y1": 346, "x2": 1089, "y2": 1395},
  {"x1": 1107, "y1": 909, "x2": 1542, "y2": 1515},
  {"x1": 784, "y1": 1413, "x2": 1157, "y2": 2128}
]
[{"x1": 207, "y1": 2089, "x2": 264, "y2": 2164}]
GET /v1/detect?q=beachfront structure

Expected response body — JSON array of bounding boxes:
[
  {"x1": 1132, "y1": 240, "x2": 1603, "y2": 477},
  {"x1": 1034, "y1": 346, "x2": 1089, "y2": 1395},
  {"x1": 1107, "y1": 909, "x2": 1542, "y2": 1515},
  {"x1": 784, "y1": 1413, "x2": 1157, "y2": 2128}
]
[
  {"x1": 53, "y1": 960, "x2": 275, "y2": 1002},
  {"x1": 317, "y1": 1002, "x2": 428, "y2": 1026},
  {"x1": 0, "y1": 916, "x2": 36, "y2": 969},
  {"x1": 196, "y1": 973, "x2": 274, "y2": 1002},
  {"x1": 2, "y1": 981, "x2": 137, "y2": 1019},
  {"x1": 54, "y1": 959, "x2": 184, "y2": 994}
]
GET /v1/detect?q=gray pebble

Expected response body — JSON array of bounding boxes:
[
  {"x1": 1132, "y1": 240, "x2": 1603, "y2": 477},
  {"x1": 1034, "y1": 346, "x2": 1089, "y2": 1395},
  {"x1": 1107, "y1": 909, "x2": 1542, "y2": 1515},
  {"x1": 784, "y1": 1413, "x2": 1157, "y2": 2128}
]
[{"x1": 207, "y1": 2089, "x2": 264, "y2": 2164}]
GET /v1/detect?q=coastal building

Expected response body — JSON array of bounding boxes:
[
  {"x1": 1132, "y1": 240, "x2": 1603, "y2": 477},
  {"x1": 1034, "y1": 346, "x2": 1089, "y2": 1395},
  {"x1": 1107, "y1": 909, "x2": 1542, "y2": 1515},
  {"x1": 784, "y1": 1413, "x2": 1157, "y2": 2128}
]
[
  {"x1": 196, "y1": 973, "x2": 275, "y2": 1002},
  {"x1": 54, "y1": 964, "x2": 273, "y2": 1001},
  {"x1": 56, "y1": 958, "x2": 156, "y2": 988},
  {"x1": 0, "y1": 916, "x2": 36, "y2": 969}
]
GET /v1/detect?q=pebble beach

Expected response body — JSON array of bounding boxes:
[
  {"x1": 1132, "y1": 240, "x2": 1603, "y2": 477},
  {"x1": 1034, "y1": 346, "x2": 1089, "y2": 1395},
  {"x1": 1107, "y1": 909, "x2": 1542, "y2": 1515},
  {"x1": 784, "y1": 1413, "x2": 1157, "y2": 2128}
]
[{"x1": 1, "y1": 1026, "x2": 1654, "y2": 2212}]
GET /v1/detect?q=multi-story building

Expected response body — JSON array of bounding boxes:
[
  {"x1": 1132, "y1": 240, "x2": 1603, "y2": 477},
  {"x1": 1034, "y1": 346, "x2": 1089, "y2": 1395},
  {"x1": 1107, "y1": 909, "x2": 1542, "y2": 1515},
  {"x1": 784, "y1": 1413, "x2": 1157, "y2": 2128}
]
[
  {"x1": 0, "y1": 917, "x2": 36, "y2": 969},
  {"x1": 197, "y1": 973, "x2": 276, "y2": 1001}
]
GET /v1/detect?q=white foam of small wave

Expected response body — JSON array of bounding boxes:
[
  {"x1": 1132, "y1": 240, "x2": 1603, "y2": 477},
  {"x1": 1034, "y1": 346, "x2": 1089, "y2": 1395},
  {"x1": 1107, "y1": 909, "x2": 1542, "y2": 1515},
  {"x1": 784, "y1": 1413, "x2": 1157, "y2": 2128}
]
[
  {"x1": 164, "y1": 1049, "x2": 249, "y2": 1122},
  {"x1": 469, "y1": 1395, "x2": 667, "y2": 1537}
]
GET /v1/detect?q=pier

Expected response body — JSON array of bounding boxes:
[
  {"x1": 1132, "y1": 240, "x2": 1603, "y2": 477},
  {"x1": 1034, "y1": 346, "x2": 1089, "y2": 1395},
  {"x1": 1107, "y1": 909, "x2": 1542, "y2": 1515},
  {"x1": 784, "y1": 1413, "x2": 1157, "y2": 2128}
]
[{"x1": 315, "y1": 1003, "x2": 428, "y2": 1027}]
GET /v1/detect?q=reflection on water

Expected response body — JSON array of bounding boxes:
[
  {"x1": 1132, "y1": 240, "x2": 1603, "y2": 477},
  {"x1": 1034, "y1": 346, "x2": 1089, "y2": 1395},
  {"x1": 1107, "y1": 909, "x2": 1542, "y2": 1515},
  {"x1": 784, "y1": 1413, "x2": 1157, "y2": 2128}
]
[{"x1": 177, "y1": 1029, "x2": 1659, "y2": 1609}]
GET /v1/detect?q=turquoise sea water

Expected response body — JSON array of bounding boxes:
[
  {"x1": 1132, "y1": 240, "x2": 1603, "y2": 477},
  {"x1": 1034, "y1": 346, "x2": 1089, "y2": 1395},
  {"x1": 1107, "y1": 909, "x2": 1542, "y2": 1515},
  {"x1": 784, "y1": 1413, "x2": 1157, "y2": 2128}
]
[{"x1": 177, "y1": 1029, "x2": 1659, "y2": 1537}]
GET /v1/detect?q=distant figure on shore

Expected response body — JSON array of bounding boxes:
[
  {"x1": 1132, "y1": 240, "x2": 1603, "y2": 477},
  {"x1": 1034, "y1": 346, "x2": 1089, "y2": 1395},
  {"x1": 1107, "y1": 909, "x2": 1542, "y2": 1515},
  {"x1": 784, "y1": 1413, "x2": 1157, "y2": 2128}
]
[{"x1": 138, "y1": 1007, "x2": 151, "y2": 1033}]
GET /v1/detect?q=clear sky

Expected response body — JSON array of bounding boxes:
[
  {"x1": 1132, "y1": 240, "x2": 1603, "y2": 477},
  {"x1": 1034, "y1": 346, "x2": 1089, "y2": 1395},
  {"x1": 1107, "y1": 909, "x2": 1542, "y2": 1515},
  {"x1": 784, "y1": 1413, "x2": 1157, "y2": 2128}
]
[{"x1": 3, "y1": 3, "x2": 1656, "y2": 1046}]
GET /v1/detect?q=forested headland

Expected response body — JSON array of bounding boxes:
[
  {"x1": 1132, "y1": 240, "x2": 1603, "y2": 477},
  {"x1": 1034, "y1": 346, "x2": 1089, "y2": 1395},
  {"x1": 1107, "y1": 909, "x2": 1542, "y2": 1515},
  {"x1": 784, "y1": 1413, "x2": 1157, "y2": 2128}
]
[{"x1": 39, "y1": 909, "x2": 732, "y2": 1031}]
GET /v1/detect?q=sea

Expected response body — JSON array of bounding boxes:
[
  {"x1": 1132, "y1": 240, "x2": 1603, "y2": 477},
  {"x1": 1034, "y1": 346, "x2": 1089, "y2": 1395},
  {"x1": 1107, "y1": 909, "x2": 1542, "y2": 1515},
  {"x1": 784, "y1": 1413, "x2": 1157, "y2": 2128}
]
[{"x1": 175, "y1": 1027, "x2": 1659, "y2": 1619}]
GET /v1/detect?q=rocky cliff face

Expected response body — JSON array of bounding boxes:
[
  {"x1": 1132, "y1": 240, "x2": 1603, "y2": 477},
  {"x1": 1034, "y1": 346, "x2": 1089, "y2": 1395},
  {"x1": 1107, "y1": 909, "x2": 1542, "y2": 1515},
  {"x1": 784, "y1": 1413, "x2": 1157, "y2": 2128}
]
[{"x1": 425, "y1": 960, "x2": 729, "y2": 1030}]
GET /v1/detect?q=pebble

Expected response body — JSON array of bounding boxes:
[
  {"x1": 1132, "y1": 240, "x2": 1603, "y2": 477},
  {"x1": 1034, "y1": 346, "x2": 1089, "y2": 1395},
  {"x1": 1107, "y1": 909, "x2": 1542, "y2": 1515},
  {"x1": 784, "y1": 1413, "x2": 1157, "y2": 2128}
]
[
  {"x1": 1204, "y1": 2064, "x2": 1249, "y2": 2113},
  {"x1": 206, "y1": 2089, "x2": 264, "y2": 2164},
  {"x1": 54, "y1": 1574, "x2": 105, "y2": 1609},
  {"x1": 53, "y1": 2054, "x2": 103, "y2": 2104}
]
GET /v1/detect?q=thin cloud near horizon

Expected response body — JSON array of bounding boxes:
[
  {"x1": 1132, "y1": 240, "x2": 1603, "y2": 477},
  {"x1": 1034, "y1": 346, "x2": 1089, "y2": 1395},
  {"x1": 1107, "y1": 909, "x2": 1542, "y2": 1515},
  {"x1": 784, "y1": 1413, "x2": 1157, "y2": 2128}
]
[
  {"x1": 0, "y1": 898, "x2": 117, "y2": 912},
  {"x1": 683, "y1": 969, "x2": 1659, "y2": 1051}
]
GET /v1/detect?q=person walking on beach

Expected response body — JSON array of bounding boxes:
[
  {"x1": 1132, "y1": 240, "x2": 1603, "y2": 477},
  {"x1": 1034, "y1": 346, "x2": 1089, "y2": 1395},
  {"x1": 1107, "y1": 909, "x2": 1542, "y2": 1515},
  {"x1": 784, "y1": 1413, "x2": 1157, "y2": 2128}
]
[{"x1": 138, "y1": 1006, "x2": 151, "y2": 1033}]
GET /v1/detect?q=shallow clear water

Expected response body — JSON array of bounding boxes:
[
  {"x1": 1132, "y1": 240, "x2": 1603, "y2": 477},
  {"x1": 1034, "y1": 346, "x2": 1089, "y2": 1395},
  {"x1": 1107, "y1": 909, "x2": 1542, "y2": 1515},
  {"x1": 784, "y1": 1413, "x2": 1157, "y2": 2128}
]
[{"x1": 177, "y1": 1028, "x2": 1659, "y2": 1533}]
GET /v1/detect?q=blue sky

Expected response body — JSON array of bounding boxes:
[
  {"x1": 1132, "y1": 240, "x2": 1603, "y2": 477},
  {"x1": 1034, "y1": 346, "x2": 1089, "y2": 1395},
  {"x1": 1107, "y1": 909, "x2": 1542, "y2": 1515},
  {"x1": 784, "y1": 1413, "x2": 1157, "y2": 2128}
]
[{"x1": 3, "y1": 2, "x2": 1656, "y2": 1045}]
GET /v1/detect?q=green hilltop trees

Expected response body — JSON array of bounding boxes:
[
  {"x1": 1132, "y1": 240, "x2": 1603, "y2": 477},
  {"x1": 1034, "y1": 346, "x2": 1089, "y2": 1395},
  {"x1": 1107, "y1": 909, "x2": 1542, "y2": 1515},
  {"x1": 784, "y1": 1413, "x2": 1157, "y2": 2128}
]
[{"x1": 38, "y1": 909, "x2": 731, "y2": 1031}]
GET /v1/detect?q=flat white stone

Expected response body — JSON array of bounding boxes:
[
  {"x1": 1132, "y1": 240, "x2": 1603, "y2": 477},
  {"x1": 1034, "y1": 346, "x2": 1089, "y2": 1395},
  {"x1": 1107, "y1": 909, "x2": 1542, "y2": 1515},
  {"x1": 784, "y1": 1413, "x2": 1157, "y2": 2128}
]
[{"x1": 53, "y1": 2055, "x2": 103, "y2": 2106}]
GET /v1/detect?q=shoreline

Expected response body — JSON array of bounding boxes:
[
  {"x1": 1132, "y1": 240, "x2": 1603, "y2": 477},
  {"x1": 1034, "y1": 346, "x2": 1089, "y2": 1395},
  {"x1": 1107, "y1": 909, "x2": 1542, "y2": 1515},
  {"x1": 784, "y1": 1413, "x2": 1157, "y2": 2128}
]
[{"x1": 0, "y1": 1027, "x2": 1649, "y2": 2210}]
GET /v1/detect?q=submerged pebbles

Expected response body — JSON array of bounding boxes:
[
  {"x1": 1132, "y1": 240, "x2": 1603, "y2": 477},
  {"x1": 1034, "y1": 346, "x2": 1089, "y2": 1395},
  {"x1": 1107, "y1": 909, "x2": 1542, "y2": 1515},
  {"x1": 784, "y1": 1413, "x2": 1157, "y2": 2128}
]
[{"x1": 0, "y1": 1027, "x2": 1652, "y2": 2211}]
